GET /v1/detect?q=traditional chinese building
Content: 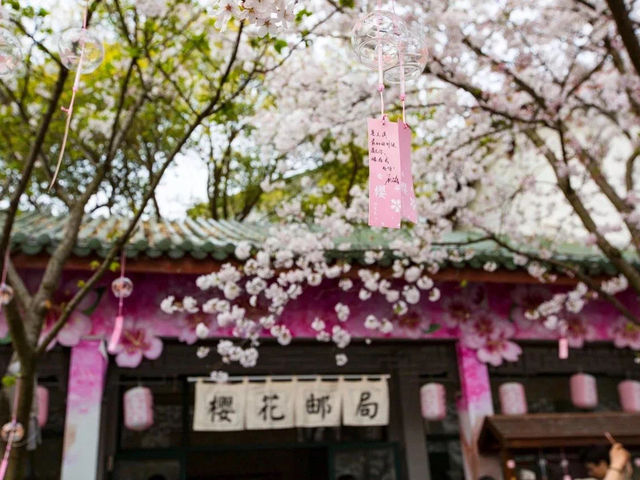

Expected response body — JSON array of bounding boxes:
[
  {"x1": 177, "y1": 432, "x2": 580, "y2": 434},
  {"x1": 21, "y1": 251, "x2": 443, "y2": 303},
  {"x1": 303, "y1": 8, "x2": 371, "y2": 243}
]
[{"x1": 4, "y1": 214, "x2": 640, "y2": 480}]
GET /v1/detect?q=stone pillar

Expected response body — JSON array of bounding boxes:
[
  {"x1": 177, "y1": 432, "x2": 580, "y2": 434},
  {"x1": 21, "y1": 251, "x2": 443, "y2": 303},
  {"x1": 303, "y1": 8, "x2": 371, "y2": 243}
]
[
  {"x1": 456, "y1": 343, "x2": 501, "y2": 480},
  {"x1": 60, "y1": 340, "x2": 107, "y2": 480}
]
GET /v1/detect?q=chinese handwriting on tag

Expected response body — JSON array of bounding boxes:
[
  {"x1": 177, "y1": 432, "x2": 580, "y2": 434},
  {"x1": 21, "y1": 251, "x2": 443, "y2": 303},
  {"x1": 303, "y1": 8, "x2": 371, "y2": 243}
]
[{"x1": 368, "y1": 118, "x2": 417, "y2": 228}]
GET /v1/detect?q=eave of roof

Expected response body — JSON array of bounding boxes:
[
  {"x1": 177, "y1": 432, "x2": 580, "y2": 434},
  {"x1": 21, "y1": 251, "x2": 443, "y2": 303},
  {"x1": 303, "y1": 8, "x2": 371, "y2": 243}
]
[{"x1": 3, "y1": 212, "x2": 628, "y2": 278}]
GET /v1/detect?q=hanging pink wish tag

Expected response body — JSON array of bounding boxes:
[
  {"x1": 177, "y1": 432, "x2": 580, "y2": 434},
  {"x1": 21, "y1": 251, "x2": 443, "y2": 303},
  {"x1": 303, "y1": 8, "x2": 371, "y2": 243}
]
[
  {"x1": 368, "y1": 117, "x2": 402, "y2": 228},
  {"x1": 398, "y1": 123, "x2": 417, "y2": 223}
]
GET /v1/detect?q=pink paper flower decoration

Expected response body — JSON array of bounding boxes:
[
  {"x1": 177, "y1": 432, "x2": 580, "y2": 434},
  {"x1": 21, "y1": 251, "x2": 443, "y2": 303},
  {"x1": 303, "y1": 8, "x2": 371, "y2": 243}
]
[{"x1": 114, "y1": 325, "x2": 163, "y2": 368}]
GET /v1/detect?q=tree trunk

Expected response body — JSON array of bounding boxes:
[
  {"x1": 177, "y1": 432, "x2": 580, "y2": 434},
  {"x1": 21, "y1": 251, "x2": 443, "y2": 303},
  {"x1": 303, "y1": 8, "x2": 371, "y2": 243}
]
[{"x1": 4, "y1": 358, "x2": 36, "y2": 480}]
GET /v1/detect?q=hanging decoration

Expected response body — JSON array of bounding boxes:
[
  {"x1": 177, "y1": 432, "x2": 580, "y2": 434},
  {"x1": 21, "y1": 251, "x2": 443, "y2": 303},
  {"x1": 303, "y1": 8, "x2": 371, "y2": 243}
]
[
  {"x1": 537, "y1": 452, "x2": 549, "y2": 480},
  {"x1": 109, "y1": 251, "x2": 133, "y2": 354},
  {"x1": 505, "y1": 458, "x2": 517, "y2": 480},
  {"x1": 499, "y1": 382, "x2": 528, "y2": 415},
  {"x1": 560, "y1": 451, "x2": 572, "y2": 480},
  {"x1": 558, "y1": 336, "x2": 569, "y2": 359},
  {"x1": 570, "y1": 373, "x2": 598, "y2": 409},
  {"x1": 123, "y1": 386, "x2": 154, "y2": 432},
  {"x1": 618, "y1": 379, "x2": 640, "y2": 413},
  {"x1": 0, "y1": 28, "x2": 22, "y2": 77},
  {"x1": 36, "y1": 386, "x2": 49, "y2": 428},
  {"x1": 50, "y1": 6, "x2": 104, "y2": 189},
  {"x1": 0, "y1": 378, "x2": 23, "y2": 480},
  {"x1": 352, "y1": 1, "x2": 419, "y2": 229},
  {"x1": 0, "y1": 249, "x2": 13, "y2": 306},
  {"x1": 419, "y1": 382, "x2": 446, "y2": 421}
]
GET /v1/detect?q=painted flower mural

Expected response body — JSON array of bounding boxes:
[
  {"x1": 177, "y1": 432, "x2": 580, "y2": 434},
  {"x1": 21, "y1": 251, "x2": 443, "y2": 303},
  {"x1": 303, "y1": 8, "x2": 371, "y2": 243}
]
[
  {"x1": 510, "y1": 285, "x2": 552, "y2": 331},
  {"x1": 610, "y1": 318, "x2": 640, "y2": 351},
  {"x1": 112, "y1": 319, "x2": 163, "y2": 368}
]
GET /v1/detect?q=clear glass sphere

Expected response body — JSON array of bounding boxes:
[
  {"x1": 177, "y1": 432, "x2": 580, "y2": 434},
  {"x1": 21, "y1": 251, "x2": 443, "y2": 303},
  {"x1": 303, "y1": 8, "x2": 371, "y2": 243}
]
[
  {"x1": 384, "y1": 33, "x2": 428, "y2": 84},
  {"x1": 111, "y1": 277, "x2": 134, "y2": 299},
  {"x1": 1, "y1": 422, "x2": 24, "y2": 442},
  {"x1": 0, "y1": 283, "x2": 14, "y2": 305},
  {"x1": 351, "y1": 11, "x2": 409, "y2": 71},
  {"x1": 58, "y1": 27, "x2": 104, "y2": 74},
  {"x1": 0, "y1": 29, "x2": 22, "y2": 77}
]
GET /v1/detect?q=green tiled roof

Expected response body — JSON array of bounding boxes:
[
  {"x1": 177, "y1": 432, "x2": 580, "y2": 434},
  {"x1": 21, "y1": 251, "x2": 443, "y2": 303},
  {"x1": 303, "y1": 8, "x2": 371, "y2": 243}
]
[{"x1": 2, "y1": 212, "x2": 627, "y2": 274}]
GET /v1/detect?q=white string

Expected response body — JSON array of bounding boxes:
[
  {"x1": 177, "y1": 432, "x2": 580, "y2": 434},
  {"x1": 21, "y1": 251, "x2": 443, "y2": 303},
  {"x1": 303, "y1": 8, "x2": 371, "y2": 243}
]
[{"x1": 376, "y1": 0, "x2": 385, "y2": 119}]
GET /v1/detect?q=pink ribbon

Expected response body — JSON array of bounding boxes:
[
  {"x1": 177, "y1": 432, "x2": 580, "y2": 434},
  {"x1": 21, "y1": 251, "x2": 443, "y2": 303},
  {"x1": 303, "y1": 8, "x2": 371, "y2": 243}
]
[
  {"x1": 107, "y1": 251, "x2": 126, "y2": 354},
  {"x1": 0, "y1": 378, "x2": 22, "y2": 480}
]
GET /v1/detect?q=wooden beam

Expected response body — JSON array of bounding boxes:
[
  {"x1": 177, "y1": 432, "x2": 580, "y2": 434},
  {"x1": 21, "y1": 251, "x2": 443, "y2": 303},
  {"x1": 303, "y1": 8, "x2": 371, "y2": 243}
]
[
  {"x1": 10, "y1": 253, "x2": 594, "y2": 285},
  {"x1": 479, "y1": 413, "x2": 640, "y2": 452}
]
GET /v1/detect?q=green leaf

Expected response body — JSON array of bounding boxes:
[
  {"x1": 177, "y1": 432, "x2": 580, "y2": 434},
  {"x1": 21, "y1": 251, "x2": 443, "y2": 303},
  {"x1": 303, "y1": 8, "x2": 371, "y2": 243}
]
[
  {"x1": 2, "y1": 375, "x2": 16, "y2": 388},
  {"x1": 422, "y1": 324, "x2": 441, "y2": 335},
  {"x1": 273, "y1": 39, "x2": 288, "y2": 54}
]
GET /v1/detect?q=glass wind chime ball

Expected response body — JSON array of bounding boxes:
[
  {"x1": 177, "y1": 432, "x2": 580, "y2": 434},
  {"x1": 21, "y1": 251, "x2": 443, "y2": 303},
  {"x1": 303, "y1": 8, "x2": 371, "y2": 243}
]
[
  {"x1": 111, "y1": 277, "x2": 134, "y2": 299},
  {"x1": 0, "y1": 421, "x2": 24, "y2": 442},
  {"x1": 0, "y1": 29, "x2": 22, "y2": 77},
  {"x1": 351, "y1": 10, "x2": 409, "y2": 71},
  {"x1": 384, "y1": 33, "x2": 428, "y2": 84},
  {"x1": 0, "y1": 283, "x2": 14, "y2": 305},
  {"x1": 58, "y1": 27, "x2": 104, "y2": 74}
]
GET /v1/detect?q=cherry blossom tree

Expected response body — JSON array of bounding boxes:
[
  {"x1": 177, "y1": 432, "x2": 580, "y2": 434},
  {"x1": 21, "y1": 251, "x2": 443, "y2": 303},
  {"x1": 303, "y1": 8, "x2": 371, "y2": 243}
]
[
  {"x1": 0, "y1": 0, "x2": 314, "y2": 475},
  {"x1": 165, "y1": 0, "x2": 640, "y2": 377}
]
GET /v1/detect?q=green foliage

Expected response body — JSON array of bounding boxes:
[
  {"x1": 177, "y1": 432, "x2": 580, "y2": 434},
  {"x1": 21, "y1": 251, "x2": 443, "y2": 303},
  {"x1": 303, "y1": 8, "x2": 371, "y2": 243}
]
[{"x1": 1, "y1": 375, "x2": 16, "y2": 388}]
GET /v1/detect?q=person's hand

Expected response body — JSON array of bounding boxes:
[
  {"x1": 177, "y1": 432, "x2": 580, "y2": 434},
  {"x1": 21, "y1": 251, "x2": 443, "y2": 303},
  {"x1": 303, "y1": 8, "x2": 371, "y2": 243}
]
[{"x1": 609, "y1": 443, "x2": 630, "y2": 471}]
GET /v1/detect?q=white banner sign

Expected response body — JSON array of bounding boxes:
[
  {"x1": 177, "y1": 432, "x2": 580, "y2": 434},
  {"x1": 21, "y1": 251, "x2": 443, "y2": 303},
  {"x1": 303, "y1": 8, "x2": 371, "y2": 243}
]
[
  {"x1": 295, "y1": 380, "x2": 341, "y2": 428},
  {"x1": 245, "y1": 380, "x2": 296, "y2": 430},
  {"x1": 193, "y1": 380, "x2": 247, "y2": 431},
  {"x1": 192, "y1": 376, "x2": 389, "y2": 431},
  {"x1": 341, "y1": 379, "x2": 389, "y2": 427}
]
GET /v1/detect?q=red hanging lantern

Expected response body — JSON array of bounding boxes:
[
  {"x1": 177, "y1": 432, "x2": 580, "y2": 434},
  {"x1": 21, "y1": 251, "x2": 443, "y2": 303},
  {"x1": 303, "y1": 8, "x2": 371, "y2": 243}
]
[
  {"x1": 36, "y1": 386, "x2": 49, "y2": 428},
  {"x1": 499, "y1": 382, "x2": 528, "y2": 415},
  {"x1": 420, "y1": 383, "x2": 446, "y2": 421},
  {"x1": 570, "y1": 373, "x2": 598, "y2": 409},
  {"x1": 123, "y1": 386, "x2": 154, "y2": 432}
]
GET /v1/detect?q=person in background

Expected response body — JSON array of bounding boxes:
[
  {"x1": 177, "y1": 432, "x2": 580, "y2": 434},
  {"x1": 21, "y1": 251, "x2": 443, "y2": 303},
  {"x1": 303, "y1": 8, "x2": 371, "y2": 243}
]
[{"x1": 580, "y1": 443, "x2": 631, "y2": 480}]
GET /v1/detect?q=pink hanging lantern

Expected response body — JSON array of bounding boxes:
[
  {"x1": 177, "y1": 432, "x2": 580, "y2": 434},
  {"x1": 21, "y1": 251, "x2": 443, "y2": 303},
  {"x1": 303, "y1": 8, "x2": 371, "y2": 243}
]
[
  {"x1": 570, "y1": 373, "x2": 598, "y2": 409},
  {"x1": 36, "y1": 386, "x2": 49, "y2": 428},
  {"x1": 499, "y1": 382, "x2": 528, "y2": 415},
  {"x1": 618, "y1": 380, "x2": 640, "y2": 413},
  {"x1": 123, "y1": 386, "x2": 154, "y2": 432},
  {"x1": 420, "y1": 383, "x2": 446, "y2": 421}
]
